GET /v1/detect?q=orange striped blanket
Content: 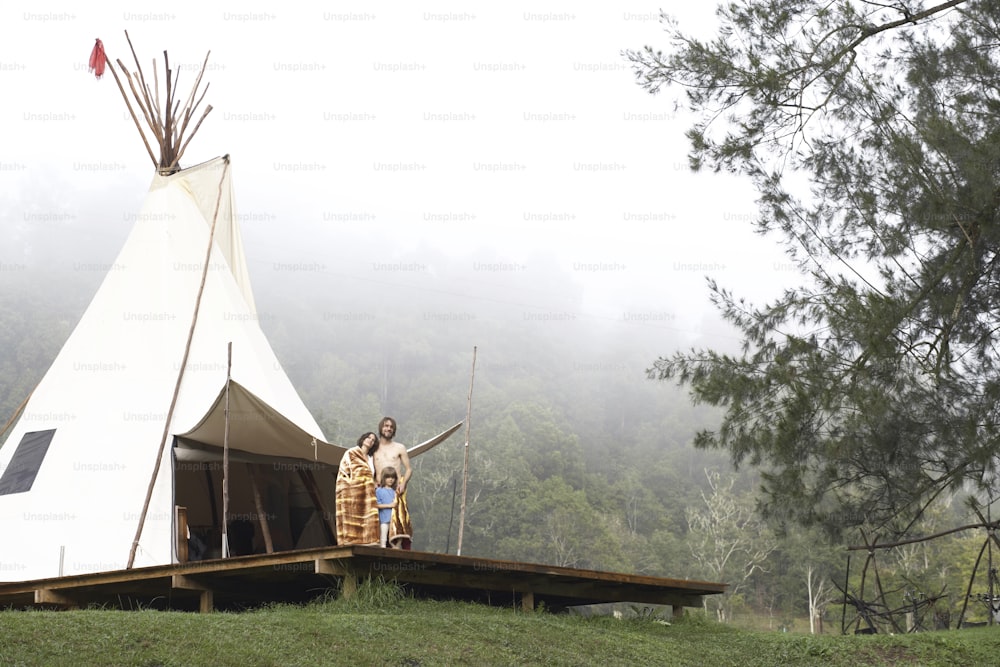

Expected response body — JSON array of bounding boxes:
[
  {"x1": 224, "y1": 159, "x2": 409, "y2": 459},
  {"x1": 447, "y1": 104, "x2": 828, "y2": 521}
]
[
  {"x1": 388, "y1": 489, "x2": 412, "y2": 548},
  {"x1": 335, "y1": 447, "x2": 379, "y2": 545}
]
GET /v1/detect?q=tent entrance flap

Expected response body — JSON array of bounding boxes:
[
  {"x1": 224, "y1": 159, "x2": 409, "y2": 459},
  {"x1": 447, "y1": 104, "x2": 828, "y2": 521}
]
[{"x1": 177, "y1": 381, "x2": 343, "y2": 466}]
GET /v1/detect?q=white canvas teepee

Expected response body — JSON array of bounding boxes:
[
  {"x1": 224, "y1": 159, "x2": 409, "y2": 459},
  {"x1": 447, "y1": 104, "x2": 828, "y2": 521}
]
[
  {"x1": 0, "y1": 38, "x2": 461, "y2": 583},
  {"x1": 0, "y1": 156, "x2": 347, "y2": 581}
]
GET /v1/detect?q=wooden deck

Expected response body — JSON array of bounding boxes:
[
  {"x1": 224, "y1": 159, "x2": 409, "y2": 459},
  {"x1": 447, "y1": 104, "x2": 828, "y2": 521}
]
[{"x1": 0, "y1": 546, "x2": 727, "y2": 614}]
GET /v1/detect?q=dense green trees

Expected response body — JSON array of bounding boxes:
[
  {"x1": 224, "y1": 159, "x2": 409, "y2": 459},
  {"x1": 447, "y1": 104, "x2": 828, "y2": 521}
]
[
  {"x1": 0, "y1": 272, "x2": 93, "y2": 424},
  {"x1": 630, "y1": 1, "x2": 1000, "y2": 539},
  {"x1": 12, "y1": 4, "x2": 1000, "y2": 616},
  {"x1": 3, "y1": 244, "x2": 998, "y2": 625}
]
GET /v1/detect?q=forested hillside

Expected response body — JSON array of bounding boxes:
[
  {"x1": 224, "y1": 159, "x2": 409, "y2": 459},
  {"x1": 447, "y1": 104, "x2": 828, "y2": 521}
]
[
  {"x1": 0, "y1": 224, "x2": 991, "y2": 631},
  {"x1": 245, "y1": 243, "x2": 735, "y2": 573}
]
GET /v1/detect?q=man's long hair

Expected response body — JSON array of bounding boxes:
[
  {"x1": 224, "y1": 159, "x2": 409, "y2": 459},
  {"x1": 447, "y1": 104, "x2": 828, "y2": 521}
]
[{"x1": 378, "y1": 416, "x2": 396, "y2": 440}]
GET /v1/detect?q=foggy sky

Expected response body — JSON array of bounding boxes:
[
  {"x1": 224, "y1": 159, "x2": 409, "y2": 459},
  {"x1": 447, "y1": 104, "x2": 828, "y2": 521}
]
[{"x1": 2, "y1": 2, "x2": 794, "y2": 355}]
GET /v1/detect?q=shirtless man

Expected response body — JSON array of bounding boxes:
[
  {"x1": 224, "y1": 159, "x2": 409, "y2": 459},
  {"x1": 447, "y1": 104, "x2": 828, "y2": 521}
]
[
  {"x1": 373, "y1": 416, "x2": 412, "y2": 495},
  {"x1": 372, "y1": 416, "x2": 413, "y2": 549}
]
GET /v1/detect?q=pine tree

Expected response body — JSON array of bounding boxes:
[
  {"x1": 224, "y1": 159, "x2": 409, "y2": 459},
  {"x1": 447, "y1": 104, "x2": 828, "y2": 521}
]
[{"x1": 629, "y1": 1, "x2": 1000, "y2": 538}]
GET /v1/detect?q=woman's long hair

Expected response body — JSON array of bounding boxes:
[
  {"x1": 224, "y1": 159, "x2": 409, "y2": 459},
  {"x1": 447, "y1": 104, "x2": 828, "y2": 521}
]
[{"x1": 357, "y1": 431, "x2": 378, "y2": 456}]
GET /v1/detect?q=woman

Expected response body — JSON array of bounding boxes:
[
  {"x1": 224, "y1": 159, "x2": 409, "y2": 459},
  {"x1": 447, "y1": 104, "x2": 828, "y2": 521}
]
[{"x1": 334, "y1": 431, "x2": 380, "y2": 545}]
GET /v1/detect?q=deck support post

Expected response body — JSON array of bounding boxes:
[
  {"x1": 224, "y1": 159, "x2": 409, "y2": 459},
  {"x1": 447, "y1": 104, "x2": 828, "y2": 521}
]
[
  {"x1": 315, "y1": 558, "x2": 359, "y2": 599},
  {"x1": 34, "y1": 589, "x2": 79, "y2": 609},
  {"x1": 198, "y1": 589, "x2": 214, "y2": 613},
  {"x1": 172, "y1": 575, "x2": 215, "y2": 613}
]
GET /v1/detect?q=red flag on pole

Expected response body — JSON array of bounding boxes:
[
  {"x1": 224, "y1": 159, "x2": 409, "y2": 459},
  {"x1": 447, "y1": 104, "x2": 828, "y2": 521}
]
[{"x1": 88, "y1": 38, "x2": 106, "y2": 79}]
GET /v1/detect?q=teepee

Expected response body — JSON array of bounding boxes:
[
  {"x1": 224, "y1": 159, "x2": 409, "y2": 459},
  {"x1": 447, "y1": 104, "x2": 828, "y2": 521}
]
[{"x1": 0, "y1": 35, "x2": 458, "y2": 582}]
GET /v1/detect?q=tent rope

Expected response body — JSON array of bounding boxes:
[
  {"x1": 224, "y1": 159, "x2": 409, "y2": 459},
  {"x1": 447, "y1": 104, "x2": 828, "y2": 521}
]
[{"x1": 127, "y1": 156, "x2": 231, "y2": 568}]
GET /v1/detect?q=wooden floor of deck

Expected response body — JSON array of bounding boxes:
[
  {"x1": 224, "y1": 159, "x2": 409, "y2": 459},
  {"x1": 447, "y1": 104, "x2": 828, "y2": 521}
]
[{"x1": 0, "y1": 546, "x2": 726, "y2": 614}]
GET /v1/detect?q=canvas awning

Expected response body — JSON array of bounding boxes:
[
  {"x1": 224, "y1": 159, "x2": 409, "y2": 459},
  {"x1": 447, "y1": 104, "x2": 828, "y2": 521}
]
[{"x1": 175, "y1": 381, "x2": 346, "y2": 466}]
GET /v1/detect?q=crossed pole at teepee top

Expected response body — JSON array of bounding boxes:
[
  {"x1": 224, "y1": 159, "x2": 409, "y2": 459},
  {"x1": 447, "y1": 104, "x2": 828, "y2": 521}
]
[{"x1": 89, "y1": 31, "x2": 214, "y2": 173}]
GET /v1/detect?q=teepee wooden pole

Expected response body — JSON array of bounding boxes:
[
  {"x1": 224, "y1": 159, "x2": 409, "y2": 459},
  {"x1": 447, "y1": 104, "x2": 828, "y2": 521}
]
[
  {"x1": 151, "y1": 58, "x2": 162, "y2": 127},
  {"x1": 123, "y1": 33, "x2": 147, "y2": 94},
  {"x1": 105, "y1": 58, "x2": 157, "y2": 168},
  {"x1": 163, "y1": 52, "x2": 175, "y2": 166},
  {"x1": 97, "y1": 33, "x2": 213, "y2": 170},
  {"x1": 456, "y1": 345, "x2": 477, "y2": 556},
  {"x1": 123, "y1": 31, "x2": 166, "y2": 160},
  {"x1": 166, "y1": 52, "x2": 213, "y2": 172},
  {"x1": 124, "y1": 31, "x2": 158, "y2": 132},
  {"x1": 169, "y1": 102, "x2": 213, "y2": 172},
  {"x1": 127, "y1": 157, "x2": 231, "y2": 568},
  {"x1": 172, "y1": 50, "x2": 212, "y2": 141},
  {"x1": 143, "y1": 77, "x2": 165, "y2": 150},
  {"x1": 116, "y1": 62, "x2": 164, "y2": 159}
]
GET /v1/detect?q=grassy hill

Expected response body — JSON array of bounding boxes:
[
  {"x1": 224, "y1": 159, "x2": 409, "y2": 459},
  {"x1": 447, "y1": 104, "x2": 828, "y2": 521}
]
[{"x1": 2, "y1": 584, "x2": 1000, "y2": 667}]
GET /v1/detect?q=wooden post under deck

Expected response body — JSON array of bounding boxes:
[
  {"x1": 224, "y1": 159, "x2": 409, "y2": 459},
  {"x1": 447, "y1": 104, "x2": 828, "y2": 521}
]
[
  {"x1": 172, "y1": 575, "x2": 214, "y2": 613},
  {"x1": 315, "y1": 558, "x2": 357, "y2": 599},
  {"x1": 34, "y1": 589, "x2": 78, "y2": 609}
]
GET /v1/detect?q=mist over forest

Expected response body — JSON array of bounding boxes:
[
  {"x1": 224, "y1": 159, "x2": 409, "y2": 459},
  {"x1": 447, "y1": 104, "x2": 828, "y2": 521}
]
[
  {"x1": 1, "y1": 187, "x2": 740, "y2": 528},
  {"x1": 4, "y1": 0, "x2": 999, "y2": 635},
  {"x1": 2, "y1": 164, "x2": 991, "y2": 628}
]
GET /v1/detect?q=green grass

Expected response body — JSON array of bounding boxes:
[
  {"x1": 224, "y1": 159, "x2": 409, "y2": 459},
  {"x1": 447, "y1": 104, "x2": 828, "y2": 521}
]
[{"x1": 2, "y1": 583, "x2": 1000, "y2": 666}]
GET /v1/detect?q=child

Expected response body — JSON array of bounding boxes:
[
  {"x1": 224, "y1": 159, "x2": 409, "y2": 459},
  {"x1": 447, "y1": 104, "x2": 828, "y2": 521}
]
[{"x1": 375, "y1": 466, "x2": 399, "y2": 548}]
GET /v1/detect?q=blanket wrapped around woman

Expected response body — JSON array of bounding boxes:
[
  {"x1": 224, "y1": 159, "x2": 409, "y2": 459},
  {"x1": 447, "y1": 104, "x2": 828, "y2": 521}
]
[{"x1": 335, "y1": 444, "x2": 379, "y2": 545}]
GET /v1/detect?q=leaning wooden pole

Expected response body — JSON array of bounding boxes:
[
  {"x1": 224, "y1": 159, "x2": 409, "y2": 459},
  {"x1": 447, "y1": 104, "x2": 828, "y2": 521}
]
[
  {"x1": 856, "y1": 531, "x2": 874, "y2": 633},
  {"x1": 445, "y1": 476, "x2": 458, "y2": 554},
  {"x1": 841, "y1": 554, "x2": 851, "y2": 635},
  {"x1": 127, "y1": 157, "x2": 230, "y2": 568},
  {"x1": 221, "y1": 342, "x2": 232, "y2": 558},
  {"x1": 870, "y1": 549, "x2": 903, "y2": 634},
  {"x1": 988, "y1": 503, "x2": 996, "y2": 626},
  {"x1": 456, "y1": 346, "x2": 477, "y2": 556},
  {"x1": 957, "y1": 537, "x2": 991, "y2": 629},
  {"x1": 97, "y1": 46, "x2": 158, "y2": 168}
]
